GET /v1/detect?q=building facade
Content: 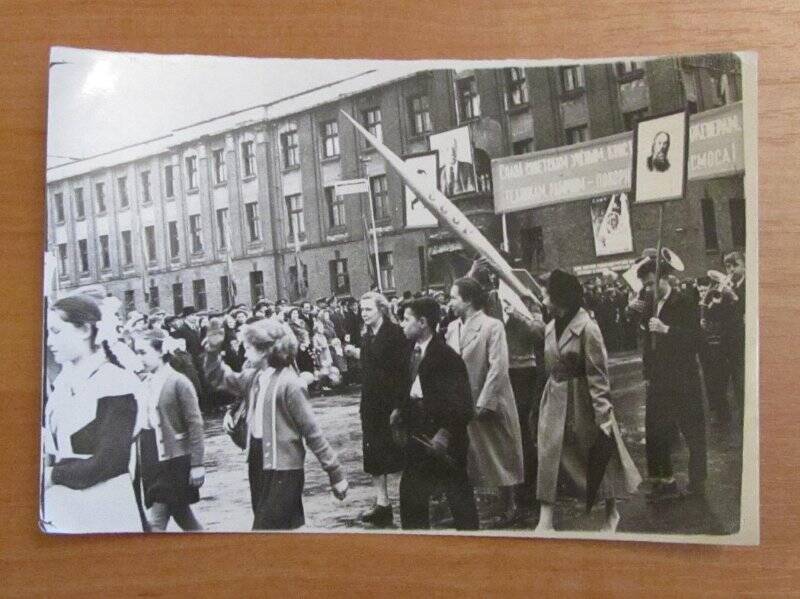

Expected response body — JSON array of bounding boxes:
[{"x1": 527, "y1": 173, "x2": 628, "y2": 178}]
[{"x1": 46, "y1": 54, "x2": 745, "y2": 315}]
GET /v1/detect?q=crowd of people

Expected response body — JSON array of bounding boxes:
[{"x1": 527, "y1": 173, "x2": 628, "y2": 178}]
[{"x1": 40, "y1": 248, "x2": 747, "y2": 534}]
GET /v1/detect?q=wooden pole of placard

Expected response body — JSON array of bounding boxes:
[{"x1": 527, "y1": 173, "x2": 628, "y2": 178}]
[{"x1": 651, "y1": 204, "x2": 665, "y2": 350}]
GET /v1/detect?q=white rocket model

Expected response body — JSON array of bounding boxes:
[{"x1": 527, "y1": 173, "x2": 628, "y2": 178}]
[{"x1": 340, "y1": 110, "x2": 542, "y2": 308}]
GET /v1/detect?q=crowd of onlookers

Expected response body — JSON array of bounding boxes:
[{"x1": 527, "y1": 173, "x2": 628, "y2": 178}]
[
  {"x1": 124, "y1": 291, "x2": 456, "y2": 409},
  {"x1": 117, "y1": 268, "x2": 732, "y2": 413}
]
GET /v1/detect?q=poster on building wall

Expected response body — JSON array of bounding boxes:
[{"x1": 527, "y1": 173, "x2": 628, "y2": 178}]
[
  {"x1": 429, "y1": 125, "x2": 477, "y2": 197},
  {"x1": 590, "y1": 192, "x2": 633, "y2": 257},
  {"x1": 632, "y1": 109, "x2": 689, "y2": 204},
  {"x1": 403, "y1": 151, "x2": 439, "y2": 228}
]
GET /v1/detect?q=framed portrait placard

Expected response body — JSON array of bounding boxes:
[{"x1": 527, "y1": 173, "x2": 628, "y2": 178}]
[
  {"x1": 429, "y1": 125, "x2": 477, "y2": 198},
  {"x1": 632, "y1": 109, "x2": 689, "y2": 203},
  {"x1": 403, "y1": 150, "x2": 439, "y2": 228}
]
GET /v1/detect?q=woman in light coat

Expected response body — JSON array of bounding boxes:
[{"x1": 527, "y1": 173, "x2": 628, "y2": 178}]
[
  {"x1": 446, "y1": 277, "x2": 524, "y2": 527},
  {"x1": 535, "y1": 270, "x2": 641, "y2": 533}
]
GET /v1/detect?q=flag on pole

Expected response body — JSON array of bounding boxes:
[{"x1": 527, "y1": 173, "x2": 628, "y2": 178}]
[
  {"x1": 291, "y1": 220, "x2": 307, "y2": 300},
  {"x1": 223, "y1": 215, "x2": 237, "y2": 307},
  {"x1": 138, "y1": 225, "x2": 150, "y2": 307},
  {"x1": 336, "y1": 177, "x2": 382, "y2": 292},
  {"x1": 362, "y1": 214, "x2": 377, "y2": 289}
]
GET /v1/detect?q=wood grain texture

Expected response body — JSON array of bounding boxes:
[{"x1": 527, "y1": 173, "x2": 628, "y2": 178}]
[{"x1": 0, "y1": 1, "x2": 797, "y2": 596}]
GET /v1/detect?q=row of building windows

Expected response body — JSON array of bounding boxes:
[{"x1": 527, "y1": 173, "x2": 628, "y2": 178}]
[
  {"x1": 55, "y1": 167, "x2": 398, "y2": 270},
  {"x1": 55, "y1": 203, "x2": 262, "y2": 276},
  {"x1": 52, "y1": 141, "x2": 258, "y2": 224},
  {"x1": 270, "y1": 64, "x2": 647, "y2": 172},
  {"x1": 56, "y1": 175, "x2": 392, "y2": 278},
  {"x1": 60, "y1": 232, "x2": 401, "y2": 309},
  {"x1": 59, "y1": 191, "x2": 745, "y2": 283}
]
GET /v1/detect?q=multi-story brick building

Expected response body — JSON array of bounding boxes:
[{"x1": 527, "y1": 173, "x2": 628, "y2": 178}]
[{"x1": 46, "y1": 54, "x2": 746, "y2": 315}]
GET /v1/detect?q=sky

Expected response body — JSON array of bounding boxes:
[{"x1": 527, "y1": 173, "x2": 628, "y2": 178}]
[
  {"x1": 46, "y1": 48, "x2": 637, "y2": 170},
  {"x1": 46, "y1": 47, "x2": 378, "y2": 168}
]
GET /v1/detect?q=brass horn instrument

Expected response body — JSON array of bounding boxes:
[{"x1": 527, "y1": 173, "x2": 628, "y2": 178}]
[
  {"x1": 702, "y1": 269, "x2": 733, "y2": 307},
  {"x1": 660, "y1": 247, "x2": 685, "y2": 273}
]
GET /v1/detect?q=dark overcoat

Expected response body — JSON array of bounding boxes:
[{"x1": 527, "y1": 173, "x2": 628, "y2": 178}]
[
  {"x1": 399, "y1": 337, "x2": 474, "y2": 470},
  {"x1": 360, "y1": 319, "x2": 410, "y2": 475}
]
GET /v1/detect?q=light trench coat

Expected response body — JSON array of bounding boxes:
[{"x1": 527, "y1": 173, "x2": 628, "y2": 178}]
[
  {"x1": 446, "y1": 310, "x2": 524, "y2": 488},
  {"x1": 536, "y1": 308, "x2": 641, "y2": 504}
]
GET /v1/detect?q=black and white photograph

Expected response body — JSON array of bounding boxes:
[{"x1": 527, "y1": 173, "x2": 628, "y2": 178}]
[
  {"x1": 590, "y1": 193, "x2": 634, "y2": 257},
  {"x1": 41, "y1": 48, "x2": 757, "y2": 544}
]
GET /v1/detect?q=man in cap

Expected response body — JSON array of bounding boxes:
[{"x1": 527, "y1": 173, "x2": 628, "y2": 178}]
[{"x1": 631, "y1": 255, "x2": 706, "y2": 500}]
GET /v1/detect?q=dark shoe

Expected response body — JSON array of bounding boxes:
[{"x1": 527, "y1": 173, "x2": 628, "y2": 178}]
[
  {"x1": 360, "y1": 504, "x2": 393, "y2": 527},
  {"x1": 646, "y1": 480, "x2": 683, "y2": 503},
  {"x1": 491, "y1": 508, "x2": 524, "y2": 529}
]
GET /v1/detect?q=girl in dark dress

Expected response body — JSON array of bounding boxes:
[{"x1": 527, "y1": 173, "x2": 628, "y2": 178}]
[
  {"x1": 132, "y1": 329, "x2": 205, "y2": 531},
  {"x1": 205, "y1": 318, "x2": 348, "y2": 530}
]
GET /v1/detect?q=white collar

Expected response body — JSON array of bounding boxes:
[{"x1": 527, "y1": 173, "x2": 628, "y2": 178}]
[{"x1": 57, "y1": 350, "x2": 107, "y2": 393}]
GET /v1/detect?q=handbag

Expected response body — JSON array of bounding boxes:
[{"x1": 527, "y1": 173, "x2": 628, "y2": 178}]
[{"x1": 226, "y1": 399, "x2": 248, "y2": 450}]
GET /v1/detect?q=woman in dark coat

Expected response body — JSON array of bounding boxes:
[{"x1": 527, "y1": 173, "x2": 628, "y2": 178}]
[{"x1": 346, "y1": 292, "x2": 410, "y2": 527}]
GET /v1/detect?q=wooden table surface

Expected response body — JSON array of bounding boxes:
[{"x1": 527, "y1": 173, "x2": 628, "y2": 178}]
[{"x1": 1, "y1": 1, "x2": 798, "y2": 596}]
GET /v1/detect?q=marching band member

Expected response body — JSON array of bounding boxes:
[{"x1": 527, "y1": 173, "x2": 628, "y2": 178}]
[
  {"x1": 698, "y1": 275, "x2": 730, "y2": 425},
  {"x1": 722, "y1": 251, "x2": 746, "y2": 439},
  {"x1": 631, "y1": 255, "x2": 707, "y2": 501}
]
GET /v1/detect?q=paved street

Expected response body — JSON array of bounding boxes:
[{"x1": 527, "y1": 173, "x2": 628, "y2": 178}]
[{"x1": 190, "y1": 352, "x2": 742, "y2": 536}]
